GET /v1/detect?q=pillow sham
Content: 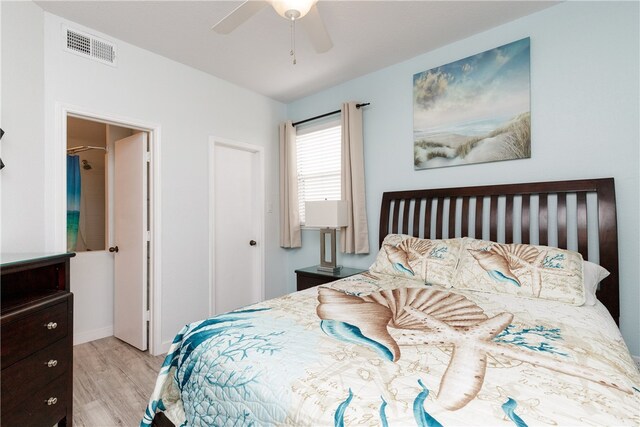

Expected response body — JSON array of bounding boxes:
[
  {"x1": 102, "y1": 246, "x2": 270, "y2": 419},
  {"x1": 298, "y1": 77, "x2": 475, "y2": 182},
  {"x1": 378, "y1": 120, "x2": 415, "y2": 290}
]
[
  {"x1": 369, "y1": 234, "x2": 462, "y2": 286},
  {"x1": 582, "y1": 260, "x2": 610, "y2": 306},
  {"x1": 451, "y1": 238, "x2": 586, "y2": 305}
]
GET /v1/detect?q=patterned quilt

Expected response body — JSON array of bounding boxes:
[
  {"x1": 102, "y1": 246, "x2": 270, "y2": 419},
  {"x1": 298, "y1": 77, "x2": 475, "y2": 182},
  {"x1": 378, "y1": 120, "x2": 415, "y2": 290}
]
[{"x1": 142, "y1": 273, "x2": 640, "y2": 426}]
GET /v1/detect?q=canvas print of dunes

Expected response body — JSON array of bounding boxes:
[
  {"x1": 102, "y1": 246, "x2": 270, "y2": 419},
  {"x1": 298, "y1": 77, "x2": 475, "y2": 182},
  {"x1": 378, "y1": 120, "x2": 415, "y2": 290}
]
[{"x1": 413, "y1": 38, "x2": 531, "y2": 170}]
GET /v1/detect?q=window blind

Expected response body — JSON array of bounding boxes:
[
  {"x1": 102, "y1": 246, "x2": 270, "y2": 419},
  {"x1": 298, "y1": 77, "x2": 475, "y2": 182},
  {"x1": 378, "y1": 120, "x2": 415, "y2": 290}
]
[{"x1": 296, "y1": 123, "x2": 341, "y2": 223}]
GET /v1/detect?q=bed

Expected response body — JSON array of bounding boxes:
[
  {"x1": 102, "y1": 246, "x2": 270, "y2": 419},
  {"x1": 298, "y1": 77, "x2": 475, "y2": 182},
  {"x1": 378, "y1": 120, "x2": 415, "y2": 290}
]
[{"x1": 143, "y1": 178, "x2": 639, "y2": 427}]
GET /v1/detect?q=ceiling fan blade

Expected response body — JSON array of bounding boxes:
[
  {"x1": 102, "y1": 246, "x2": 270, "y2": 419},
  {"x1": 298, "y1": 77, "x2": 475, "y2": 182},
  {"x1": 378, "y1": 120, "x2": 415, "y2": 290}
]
[
  {"x1": 212, "y1": 1, "x2": 268, "y2": 34},
  {"x1": 300, "y1": 4, "x2": 333, "y2": 53}
]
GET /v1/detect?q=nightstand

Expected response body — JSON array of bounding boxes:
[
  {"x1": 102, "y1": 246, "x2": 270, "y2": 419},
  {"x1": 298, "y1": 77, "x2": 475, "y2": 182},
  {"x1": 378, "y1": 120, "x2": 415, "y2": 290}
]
[{"x1": 295, "y1": 266, "x2": 367, "y2": 291}]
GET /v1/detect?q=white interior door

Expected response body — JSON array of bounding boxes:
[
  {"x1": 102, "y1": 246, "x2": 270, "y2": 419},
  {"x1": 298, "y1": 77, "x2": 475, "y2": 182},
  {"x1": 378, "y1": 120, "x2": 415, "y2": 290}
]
[
  {"x1": 213, "y1": 143, "x2": 262, "y2": 314},
  {"x1": 113, "y1": 132, "x2": 148, "y2": 350}
]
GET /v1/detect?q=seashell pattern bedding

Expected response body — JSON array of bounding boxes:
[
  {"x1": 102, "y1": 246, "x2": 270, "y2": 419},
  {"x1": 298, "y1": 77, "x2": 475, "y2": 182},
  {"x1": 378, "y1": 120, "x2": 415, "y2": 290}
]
[{"x1": 143, "y1": 272, "x2": 640, "y2": 427}]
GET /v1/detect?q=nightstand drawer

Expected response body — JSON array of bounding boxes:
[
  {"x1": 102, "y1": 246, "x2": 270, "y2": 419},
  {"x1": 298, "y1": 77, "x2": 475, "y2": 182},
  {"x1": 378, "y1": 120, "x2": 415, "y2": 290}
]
[
  {"x1": 1, "y1": 338, "x2": 69, "y2": 410},
  {"x1": 297, "y1": 274, "x2": 333, "y2": 291},
  {"x1": 0, "y1": 373, "x2": 68, "y2": 427},
  {"x1": 1, "y1": 298, "x2": 69, "y2": 369}
]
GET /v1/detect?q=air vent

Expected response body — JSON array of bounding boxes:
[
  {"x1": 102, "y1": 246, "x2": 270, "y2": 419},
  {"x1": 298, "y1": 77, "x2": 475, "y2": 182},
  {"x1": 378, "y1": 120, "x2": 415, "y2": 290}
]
[{"x1": 64, "y1": 27, "x2": 117, "y2": 66}]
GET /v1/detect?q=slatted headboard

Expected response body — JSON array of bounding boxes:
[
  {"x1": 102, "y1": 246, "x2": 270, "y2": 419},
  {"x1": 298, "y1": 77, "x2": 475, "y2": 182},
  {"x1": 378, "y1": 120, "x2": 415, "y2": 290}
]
[{"x1": 379, "y1": 178, "x2": 619, "y2": 323}]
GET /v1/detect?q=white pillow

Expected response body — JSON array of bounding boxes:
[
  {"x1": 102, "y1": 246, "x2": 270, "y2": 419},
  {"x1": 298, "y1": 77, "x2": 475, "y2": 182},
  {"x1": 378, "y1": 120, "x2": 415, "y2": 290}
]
[{"x1": 583, "y1": 260, "x2": 610, "y2": 306}]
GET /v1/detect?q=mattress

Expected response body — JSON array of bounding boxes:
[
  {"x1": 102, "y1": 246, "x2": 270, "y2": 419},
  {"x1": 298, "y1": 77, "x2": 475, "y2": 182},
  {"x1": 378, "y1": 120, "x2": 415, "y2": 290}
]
[{"x1": 142, "y1": 273, "x2": 640, "y2": 426}]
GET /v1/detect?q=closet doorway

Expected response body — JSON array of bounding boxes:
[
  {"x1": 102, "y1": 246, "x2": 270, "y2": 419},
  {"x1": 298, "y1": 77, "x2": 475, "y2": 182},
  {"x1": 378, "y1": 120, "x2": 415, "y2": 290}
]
[{"x1": 64, "y1": 113, "x2": 159, "y2": 353}]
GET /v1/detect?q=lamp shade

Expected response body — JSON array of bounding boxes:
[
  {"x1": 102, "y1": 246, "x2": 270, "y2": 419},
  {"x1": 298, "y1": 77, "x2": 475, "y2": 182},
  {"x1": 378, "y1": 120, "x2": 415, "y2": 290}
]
[{"x1": 305, "y1": 200, "x2": 348, "y2": 228}]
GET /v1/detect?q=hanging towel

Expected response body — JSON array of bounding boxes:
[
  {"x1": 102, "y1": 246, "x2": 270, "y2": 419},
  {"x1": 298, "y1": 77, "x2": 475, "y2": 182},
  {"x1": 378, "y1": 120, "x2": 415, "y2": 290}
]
[{"x1": 67, "y1": 155, "x2": 81, "y2": 252}]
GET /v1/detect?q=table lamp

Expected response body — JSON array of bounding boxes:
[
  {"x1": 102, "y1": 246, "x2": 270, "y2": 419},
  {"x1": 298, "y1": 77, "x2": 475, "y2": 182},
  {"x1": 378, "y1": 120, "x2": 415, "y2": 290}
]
[{"x1": 305, "y1": 200, "x2": 348, "y2": 273}]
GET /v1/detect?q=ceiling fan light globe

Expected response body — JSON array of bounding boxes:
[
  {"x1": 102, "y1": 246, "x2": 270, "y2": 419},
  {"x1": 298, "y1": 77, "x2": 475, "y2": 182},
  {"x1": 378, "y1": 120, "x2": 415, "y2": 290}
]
[{"x1": 270, "y1": 0, "x2": 317, "y2": 20}]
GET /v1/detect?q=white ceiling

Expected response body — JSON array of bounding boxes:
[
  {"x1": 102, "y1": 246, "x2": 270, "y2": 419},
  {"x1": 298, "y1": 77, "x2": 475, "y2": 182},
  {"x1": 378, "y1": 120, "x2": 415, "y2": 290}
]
[{"x1": 36, "y1": 1, "x2": 558, "y2": 103}]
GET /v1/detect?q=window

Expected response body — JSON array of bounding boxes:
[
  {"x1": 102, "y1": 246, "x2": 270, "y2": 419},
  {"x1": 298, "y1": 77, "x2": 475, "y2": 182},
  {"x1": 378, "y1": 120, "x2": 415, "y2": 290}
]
[{"x1": 296, "y1": 121, "x2": 341, "y2": 224}]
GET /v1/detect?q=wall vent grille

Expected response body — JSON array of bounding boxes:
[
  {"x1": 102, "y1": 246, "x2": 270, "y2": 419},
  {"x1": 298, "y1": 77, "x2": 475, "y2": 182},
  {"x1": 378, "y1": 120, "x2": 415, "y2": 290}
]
[
  {"x1": 64, "y1": 27, "x2": 117, "y2": 66},
  {"x1": 91, "y1": 38, "x2": 116, "y2": 63}
]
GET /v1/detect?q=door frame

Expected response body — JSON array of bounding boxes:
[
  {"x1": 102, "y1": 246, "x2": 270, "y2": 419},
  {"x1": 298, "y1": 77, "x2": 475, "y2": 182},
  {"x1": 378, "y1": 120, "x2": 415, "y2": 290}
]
[
  {"x1": 209, "y1": 136, "x2": 265, "y2": 317},
  {"x1": 52, "y1": 103, "x2": 163, "y2": 355}
]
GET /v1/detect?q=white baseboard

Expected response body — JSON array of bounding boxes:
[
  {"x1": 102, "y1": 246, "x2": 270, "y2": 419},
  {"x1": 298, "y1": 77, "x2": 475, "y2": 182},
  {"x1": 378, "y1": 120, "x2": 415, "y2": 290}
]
[
  {"x1": 74, "y1": 326, "x2": 113, "y2": 346},
  {"x1": 633, "y1": 355, "x2": 640, "y2": 372}
]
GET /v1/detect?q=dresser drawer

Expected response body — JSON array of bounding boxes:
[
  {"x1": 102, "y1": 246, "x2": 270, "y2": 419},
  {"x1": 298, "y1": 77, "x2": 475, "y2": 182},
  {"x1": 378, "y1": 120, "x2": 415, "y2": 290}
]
[
  {"x1": 0, "y1": 373, "x2": 68, "y2": 427},
  {"x1": 1, "y1": 338, "x2": 69, "y2": 410},
  {"x1": 1, "y1": 299, "x2": 69, "y2": 369}
]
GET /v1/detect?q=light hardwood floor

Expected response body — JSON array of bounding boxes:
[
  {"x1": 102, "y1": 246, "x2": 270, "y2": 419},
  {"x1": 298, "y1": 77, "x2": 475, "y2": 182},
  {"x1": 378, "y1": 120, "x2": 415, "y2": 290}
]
[{"x1": 73, "y1": 336, "x2": 165, "y2": 426}]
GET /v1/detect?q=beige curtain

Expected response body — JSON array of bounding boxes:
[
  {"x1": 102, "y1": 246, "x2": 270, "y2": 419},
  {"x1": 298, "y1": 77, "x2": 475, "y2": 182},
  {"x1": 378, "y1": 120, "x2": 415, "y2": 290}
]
[
  {"x1": 340, "y1": 102, "x2": 370, "y2": 254},
  {"x1": 279, "y1": 121, "x2": 301, "y2": 248}
]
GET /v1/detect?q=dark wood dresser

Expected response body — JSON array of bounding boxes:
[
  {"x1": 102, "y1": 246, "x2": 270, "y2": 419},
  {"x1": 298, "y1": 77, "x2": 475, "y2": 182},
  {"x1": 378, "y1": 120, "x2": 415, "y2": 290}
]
[
  {"x1": 1, "y1": 253, "x2": 75, "y2": 427},
  {"x1": 295, "y1": 266, "x2": 367, "y2": 291}
]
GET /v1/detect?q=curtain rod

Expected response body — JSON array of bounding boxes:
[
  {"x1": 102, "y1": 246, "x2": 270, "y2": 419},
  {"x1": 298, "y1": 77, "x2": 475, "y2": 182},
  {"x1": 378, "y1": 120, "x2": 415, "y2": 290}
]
[
  {"x1": 292, "y1": 103, "x2": 370, "y2": 127},
  {"x1": 67, "y1": 145, "x2": 108, "y2": 154}
]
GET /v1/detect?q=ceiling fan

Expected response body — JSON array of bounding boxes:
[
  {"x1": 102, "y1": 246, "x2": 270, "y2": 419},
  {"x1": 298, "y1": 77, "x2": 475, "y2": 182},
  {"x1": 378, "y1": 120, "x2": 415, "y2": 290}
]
[{"x1": 211, "y1": 0, "x2": 333, "y2": 63}]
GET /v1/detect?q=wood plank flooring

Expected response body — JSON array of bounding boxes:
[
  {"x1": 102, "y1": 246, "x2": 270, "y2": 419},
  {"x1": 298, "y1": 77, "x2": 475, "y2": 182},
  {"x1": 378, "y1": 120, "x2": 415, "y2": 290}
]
[{"x1": 73, "y1": 336, "x2": 165, "y2": 426}]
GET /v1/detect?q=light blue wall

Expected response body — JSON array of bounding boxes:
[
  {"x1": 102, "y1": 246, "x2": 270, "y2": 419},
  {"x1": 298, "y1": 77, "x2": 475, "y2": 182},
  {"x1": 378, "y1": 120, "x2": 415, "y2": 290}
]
[{"x1": 285, "y1": 2, "x2": 640, "y2": 355}]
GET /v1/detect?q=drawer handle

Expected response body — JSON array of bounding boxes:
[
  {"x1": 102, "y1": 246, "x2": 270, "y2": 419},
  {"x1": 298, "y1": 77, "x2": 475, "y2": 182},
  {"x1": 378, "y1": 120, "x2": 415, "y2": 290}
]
[
  {"x1": 45, "y1": 359, "x2": 58, "y2": 368},
  {"x1": 45, "y1": 397, "x2": 58, "y2": 406},
  {"x1": 45, "y1": 322, "x2": 58, "y2": 330}
]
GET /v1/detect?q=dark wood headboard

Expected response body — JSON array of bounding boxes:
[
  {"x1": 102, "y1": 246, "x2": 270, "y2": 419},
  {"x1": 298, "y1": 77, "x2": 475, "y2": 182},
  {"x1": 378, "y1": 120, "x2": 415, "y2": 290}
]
[{"x1": 379, "y1": 178, "x2": 619, "y2": 323}]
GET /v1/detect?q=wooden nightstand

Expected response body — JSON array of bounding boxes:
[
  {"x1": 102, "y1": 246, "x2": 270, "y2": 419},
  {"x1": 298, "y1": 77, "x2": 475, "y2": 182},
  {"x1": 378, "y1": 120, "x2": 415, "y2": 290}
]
[{"x1": 295, "y1": 266, "x2": 367, "y2": 291}]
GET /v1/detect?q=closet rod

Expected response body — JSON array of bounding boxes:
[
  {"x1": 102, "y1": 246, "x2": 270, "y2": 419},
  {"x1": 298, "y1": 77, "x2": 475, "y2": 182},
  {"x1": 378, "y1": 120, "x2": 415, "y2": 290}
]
[{"x1": 292, "y1": 102, "x2": 370, "y2": 127}]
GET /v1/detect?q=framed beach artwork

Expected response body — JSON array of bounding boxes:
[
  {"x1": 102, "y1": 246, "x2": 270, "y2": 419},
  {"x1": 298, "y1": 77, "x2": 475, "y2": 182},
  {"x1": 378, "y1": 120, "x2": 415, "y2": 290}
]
[{"x1": 413, "y1": 38, "x2": 531, "y2": 170}]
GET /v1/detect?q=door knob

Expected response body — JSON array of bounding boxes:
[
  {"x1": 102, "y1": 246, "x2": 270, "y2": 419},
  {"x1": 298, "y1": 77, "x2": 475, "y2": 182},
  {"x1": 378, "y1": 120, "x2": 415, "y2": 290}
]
[
  {"x1": 109, "y1": 246, "x2": 119, "y2": 253},
  {"x1": 249, "y1": 240, "x2": 257, "y2": 246}
]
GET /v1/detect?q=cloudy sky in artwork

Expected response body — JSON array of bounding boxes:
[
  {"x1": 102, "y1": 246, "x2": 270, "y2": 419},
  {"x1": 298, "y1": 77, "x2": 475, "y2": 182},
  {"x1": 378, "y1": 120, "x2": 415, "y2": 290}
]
[{"x1": 413, "y1": 38, "x2": 530, "y2": 132}]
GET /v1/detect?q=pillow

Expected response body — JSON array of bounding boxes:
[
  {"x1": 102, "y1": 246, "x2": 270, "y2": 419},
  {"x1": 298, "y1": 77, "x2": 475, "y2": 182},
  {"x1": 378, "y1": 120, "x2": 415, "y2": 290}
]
[
  {"x1": 369, "y1": 234, "x2": 462, "y2": 286},
  {"x1": 451, "y1": 238, "x2": 586, "y2": 305},
  {"x1": 582, "y1": 260, "x2": 610, "y2": 306}
]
